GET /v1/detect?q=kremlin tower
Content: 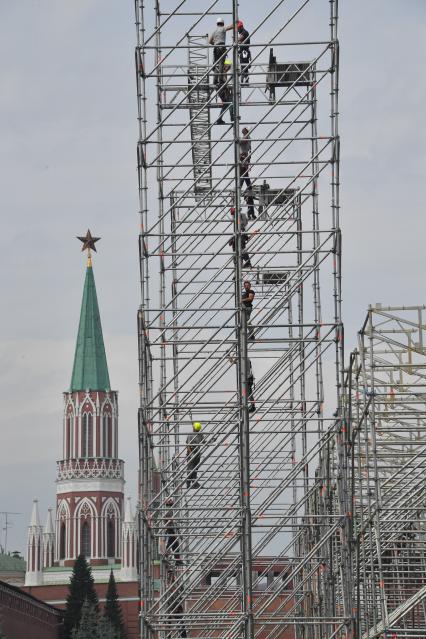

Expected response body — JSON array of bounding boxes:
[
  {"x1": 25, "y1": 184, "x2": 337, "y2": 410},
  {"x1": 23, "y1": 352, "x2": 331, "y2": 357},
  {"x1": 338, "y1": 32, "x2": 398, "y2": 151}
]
[{"x1": 23, "y1": 232, "x2": 138, "y2": 636}]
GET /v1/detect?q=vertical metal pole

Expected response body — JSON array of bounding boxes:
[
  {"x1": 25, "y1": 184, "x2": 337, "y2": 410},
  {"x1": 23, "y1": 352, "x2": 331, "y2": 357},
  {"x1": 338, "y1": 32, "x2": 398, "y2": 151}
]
[
  {"x1": 367, "y1": 310, "x2": 389, "y2": 631},
  {"x1": 239, "y1": 308, "x2": 254, "y2": 639},
  {"x1": 231, "y1": 1, "x2": 254, "y2": 637}
]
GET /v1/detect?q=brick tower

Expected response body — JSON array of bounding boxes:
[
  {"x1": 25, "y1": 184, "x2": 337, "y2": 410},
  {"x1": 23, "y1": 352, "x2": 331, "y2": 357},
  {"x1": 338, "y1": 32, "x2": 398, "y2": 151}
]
[
  {"x1": 24, "y1": 235, "x2": 139, "y2": 637},
  {"x1": 55, "y1": 247, "x2": 124, "y2": 568}
]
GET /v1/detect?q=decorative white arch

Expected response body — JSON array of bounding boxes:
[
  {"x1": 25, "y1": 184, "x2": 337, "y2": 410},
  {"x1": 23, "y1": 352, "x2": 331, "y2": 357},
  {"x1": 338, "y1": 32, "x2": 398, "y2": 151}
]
[
  {"x1": 64, "y1": 409, "x2": 75, "y2": 459},
  {"x1": 64, "y1": 399, "x2": 76, "y2": 459},
  {"x1": 75, "y1": 498, "x2": 97, "y2": 558},
  {"x1": 56, "y1": 500, "x2": 71, "y2": 562},
  {"x1": 100, "y1": 401, "x2": 113, "y2": 458},
  {"x1": 77, "y1": 395, "x2": 96, "y2": 459},
  {"x1": 101, "y1": 498, "x2": 121, "y2": 559},
  {"x1": 79, "y1": 394, "x2": 96, "y2": 413}
]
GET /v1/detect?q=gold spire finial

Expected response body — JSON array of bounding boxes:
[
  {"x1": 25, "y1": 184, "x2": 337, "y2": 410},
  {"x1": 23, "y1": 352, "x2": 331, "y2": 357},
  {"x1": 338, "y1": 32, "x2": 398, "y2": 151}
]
[{"x1": 77, "y1": 229, "x2": 100, "y2": 267}]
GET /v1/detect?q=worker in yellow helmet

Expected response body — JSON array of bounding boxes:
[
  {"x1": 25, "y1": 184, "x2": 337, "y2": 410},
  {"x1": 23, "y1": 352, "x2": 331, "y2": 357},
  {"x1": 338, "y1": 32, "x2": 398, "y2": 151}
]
[{"x1": 186, "y1": 422, "x2": 204, "y2": 489}]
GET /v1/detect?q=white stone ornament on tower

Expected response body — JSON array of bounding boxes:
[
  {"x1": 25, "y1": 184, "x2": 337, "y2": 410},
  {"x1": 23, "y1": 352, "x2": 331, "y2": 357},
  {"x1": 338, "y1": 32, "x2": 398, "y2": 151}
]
[
  {"x1": 43, "y1": 508, "x2": 55, "y2": 569},
  {"x1": 120, "y1": 497, "x2": 138, "y2": 582},
  {"x1": 25, "y1": 499, "x2": 44, "y2": 586}
]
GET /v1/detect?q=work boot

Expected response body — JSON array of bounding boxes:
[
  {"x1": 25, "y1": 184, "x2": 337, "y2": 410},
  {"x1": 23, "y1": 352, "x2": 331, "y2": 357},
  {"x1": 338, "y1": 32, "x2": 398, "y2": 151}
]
[
  {"x1": 248, "y1": 404, "x2": 256, "y2": 413},
  {"x1": 216, "y1": 119, "x2": 226, "y2": 125}
]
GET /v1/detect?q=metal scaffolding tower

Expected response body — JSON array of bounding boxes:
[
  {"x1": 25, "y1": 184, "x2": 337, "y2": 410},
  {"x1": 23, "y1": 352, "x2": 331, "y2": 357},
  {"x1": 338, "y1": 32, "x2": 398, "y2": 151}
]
[
  {"x1": 135, "y1": 1, "x2": 352, "y2": 637},
  {"x1": 346, "y1": 305, "x2": 426, "y2": 638}
]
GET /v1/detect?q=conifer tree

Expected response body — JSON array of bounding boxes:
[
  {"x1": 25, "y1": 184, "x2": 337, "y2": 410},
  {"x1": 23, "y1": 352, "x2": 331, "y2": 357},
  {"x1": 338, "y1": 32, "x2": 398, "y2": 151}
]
[
  {"x1": 71, "y1": 600, "x2": 98, "y2": 639},
  {"x1": 104, "y1": 570, "x2": 125, "y2": 637},
  {"x1": 64, "y1": 555, "x2": 99, "y2": 638},
  {"x1": 98, "y1": 616, "x2": 120, "y2": 639}
]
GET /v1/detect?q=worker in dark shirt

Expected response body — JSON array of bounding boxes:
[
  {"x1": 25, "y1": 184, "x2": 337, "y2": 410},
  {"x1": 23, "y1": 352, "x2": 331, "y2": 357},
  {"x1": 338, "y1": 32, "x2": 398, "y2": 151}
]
[
  {"x1": 237, "y1": 21, "x2": 251, "y2": 83},
  {"x1": 229, "y1": 225, "x2": 259, "y2": 270},
  {"x1": 247, "y1": 358, "x2": 256, "y2": 413},
  {"x1": 240, "y1": 127, "x2": 252, "y2": 188},
  {"x1": 216, "y1": 60, "x2": 234, "y2": 124},
  {"x1": 228, "y1": 355, "x2": 256, "y2": 414},
  {"x1": 165, "y1": 498, "x2": 182, "y2": 565},
  {"x1": 244, "y1": 190, "x2": 257, "y2": 219},
  {"x1": 242, "y1": 280, "x2": 255, "y2": 339},
  {"x1": 229, "y1": 232, "x2": 252, "y2": 269},
  {"x1": 186, "y1": 422, "x2": 204, "y2": 488}
]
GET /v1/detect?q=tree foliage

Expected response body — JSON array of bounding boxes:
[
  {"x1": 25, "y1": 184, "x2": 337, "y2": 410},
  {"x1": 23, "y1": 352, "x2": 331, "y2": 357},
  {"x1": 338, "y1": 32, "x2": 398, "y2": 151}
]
[
  {"x1": 64, "y1": 555, "x2": 99, "y2": 638},
  {"x1": 71, "y1": 601, "x2": 120, "y2": 639},
  {"x1": 71, "y1": 600, "x2": 98, "y2": 639},
  {"x1": 104, "y1": 570, "x2": 125, "y2": 637}
]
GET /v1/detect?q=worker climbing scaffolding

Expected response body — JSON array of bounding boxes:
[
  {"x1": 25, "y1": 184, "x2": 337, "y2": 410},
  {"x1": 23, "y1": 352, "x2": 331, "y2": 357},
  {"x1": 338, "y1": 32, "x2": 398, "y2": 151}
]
[
  {"x1": 239, "y1": 127, "x2": 252, "y2": 189},
  {"x1": 186, "y1": 422, "x2": 203, "y2": 489},
  {"x1": 237, "y1": 21, "x2": 251, "y2": 83},
  {"x1": 164, "y1": 498, "x2": 182, "y2": 565},
  {"x1": 209, "y1": 17, "x2": 233, "y2": 86},
  {"x1": 242, "y1": 280, "x2": 255, "y2": 340},
  {"x1": 216, "y1": 59, "x2": 234, "y2": 124}
]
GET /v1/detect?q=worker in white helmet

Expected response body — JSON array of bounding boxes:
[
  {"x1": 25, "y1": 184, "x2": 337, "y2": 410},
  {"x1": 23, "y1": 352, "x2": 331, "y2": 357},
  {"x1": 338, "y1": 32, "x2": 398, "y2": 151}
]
[
  {"x1": 186, "y1": 422, "x2": 204, "y2": 489},
  {"x1": 209, "y1": 17, "x2": 233, "y2": 86}
]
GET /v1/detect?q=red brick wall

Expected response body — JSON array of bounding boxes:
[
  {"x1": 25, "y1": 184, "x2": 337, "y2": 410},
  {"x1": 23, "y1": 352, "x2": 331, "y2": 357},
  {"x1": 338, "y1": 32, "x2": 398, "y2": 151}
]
[
  {"x1": 0, "y1": 581, "x2": 62, "y2": 639},
  {"x1": 24, "y1": 580, "x2": 139, "y2": 639}
]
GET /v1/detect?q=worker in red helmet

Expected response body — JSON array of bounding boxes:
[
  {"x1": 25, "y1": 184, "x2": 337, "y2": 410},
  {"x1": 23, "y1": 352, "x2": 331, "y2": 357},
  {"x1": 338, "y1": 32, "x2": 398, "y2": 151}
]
[{"x1": 237, "y1": 20, "x2": 251, "y2": 83}]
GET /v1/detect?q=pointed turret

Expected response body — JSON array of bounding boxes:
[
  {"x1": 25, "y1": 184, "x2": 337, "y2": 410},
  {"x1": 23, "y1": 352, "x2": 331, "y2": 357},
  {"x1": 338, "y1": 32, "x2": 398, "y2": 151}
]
[
  {"x1": 25, "y1": 499, "x2": 43, "y2": 586},
  {"x1": 44, "y1": 508, "x2": 54, "y2": 534},
  {"x1": 120, "y1": 498, "x2": 138, "y2": 582},
  {"x1": 43, "y1": 508, "x2": 55, "y2": 568},
  {"x1": 30, "y1": 499, "x2": 41, "y2": 527},
  {"x1": 70, "y1": 260, "x2": 110, "y2": 392},
  {"x1": 124, "y1": 496, "x2": 133, "y2": 523}
]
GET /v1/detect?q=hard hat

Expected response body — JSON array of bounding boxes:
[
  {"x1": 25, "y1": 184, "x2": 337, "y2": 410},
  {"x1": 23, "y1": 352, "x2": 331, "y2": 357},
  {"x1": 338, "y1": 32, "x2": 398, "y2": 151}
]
[
  {"x1": 224, "y1": 59, "x2": 232, "y2": 66},
  {"x1": 237, "y1": 20, "x2": 244, "y2": 29},
  {"x1": 193, "y1": 422, "x2": 202, "y2": 432},
  {"x1": 217, "y1": 17, "x2": 224, "y2": 24}
]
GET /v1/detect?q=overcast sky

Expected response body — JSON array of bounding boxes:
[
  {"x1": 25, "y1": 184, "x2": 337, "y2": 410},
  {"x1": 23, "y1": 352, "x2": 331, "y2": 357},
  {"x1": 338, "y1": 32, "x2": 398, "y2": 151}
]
[{"x1": 1, "y1": 1, "x2": 425, "y2": 554}]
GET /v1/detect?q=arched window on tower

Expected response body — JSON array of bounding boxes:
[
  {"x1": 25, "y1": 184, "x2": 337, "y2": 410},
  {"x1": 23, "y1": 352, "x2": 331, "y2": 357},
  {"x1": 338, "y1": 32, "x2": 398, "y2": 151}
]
[
  {"x1": 60, "y1": 522, "x2": 66, "y2": 559},
  {"x1": 103, "y1": 413, "x2": 111, "y2": 458},
  {"x1": 81, "y1": 521, "x2": 91, "y2": 558},
  {"x1": 66, "y1": 416, "x2": 71, "y2": 459},
  {"x1": 107, "y1": 520, "x2": 115, "y2": 558},
  {"x1": 82, "y1": 412, "x2": 93, "y2": 458}
]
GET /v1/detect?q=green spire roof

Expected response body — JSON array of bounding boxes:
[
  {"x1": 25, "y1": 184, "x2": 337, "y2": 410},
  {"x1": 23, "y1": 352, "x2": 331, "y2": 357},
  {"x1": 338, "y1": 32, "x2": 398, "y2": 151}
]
[{"x1": 70, "y1": 262, "x2": 111, "y2": 392}]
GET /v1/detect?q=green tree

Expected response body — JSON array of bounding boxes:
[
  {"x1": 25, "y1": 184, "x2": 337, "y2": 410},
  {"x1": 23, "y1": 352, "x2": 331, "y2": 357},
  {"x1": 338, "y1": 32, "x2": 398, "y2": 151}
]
[
  {"x1": 64, "y1": 555, "x2": 99, "y2": 638},
  {"x1": 98, "y1": 616, "x2": 120, "y2": 639},
  {"x1": 104, "y1": 570, "x2": 125, "y2": 637},
  {"x1": 71, "y1": 606, "x2": 119, "y2": 639},
  {"x1": 71, "y1": 600, "x2": 98, "y2": 639}
]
